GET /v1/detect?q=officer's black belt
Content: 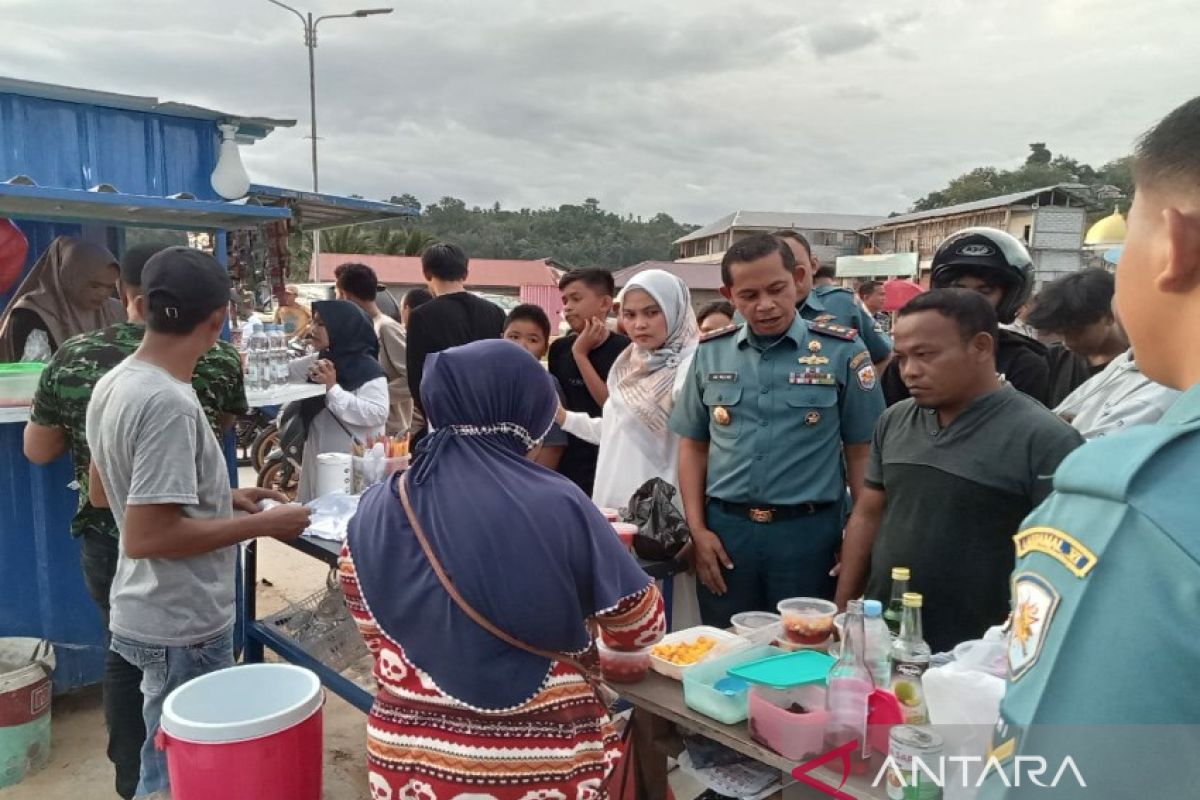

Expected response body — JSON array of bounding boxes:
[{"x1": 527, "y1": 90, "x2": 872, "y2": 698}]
[{"x1": 712, "y1": 498, "x2": 835, "y2": 524}]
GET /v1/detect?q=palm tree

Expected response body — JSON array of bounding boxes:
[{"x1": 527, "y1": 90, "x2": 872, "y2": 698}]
[
  {"x1": 373, "y1": 227, "x2": 409, "y2": 255},
  {"x1": 404, "y1": 228, "x2": 437, "y2": 256},
  {"x1": 321, "y1": 226, "x2": 368, "y2": 254}
]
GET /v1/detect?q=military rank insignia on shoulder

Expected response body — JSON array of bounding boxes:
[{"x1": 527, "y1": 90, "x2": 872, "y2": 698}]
[
  {"x1": 700, "y1": 323, "x2": 742, "y2": 342},
  {"x1": 809, "y1": 321, "x2": 857, "y2": 341}
]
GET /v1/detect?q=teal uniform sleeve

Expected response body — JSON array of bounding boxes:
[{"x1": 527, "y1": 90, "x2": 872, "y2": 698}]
[
  {"x1": 668, "y1": 350, "x2": 710, "y2": 441},
  {"x1": 980, "y1": 421, "x2": 1200, "y2": 798},
  {"x1": 852, "y1": 303, "x2": 893, "y2": 362},
  {"x1": 838, "y1": 347, "x2": 885, "y2": 444}
]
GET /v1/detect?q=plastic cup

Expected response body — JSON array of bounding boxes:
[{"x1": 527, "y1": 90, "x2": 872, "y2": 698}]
[
  {"x1": 731, "y1": 611, "x2": 781, "y2": 637},
  {"x1": 612, "y1": 522, "x2": 638, "y2": 549},
  {"x1": 596, "y1": 638, "x2": 651, "y2": 684},
  {"x1": 777, "y1": 598, "x2": 837, "y2": 645}
]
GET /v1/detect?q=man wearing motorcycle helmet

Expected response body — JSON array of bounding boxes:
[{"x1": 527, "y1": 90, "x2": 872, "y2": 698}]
[{"x1": 880, "y1": 227, "x2": 1050, "y2": 405}]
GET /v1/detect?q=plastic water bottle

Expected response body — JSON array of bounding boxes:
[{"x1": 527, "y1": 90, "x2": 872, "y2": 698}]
[
  {"x1": 269, "y1": 325, "x2": 289, "y2": 389},
  {"x1": 247, "y1": 327, "x2": 271, "y2": 392},
  {"x1": 863, "y1": 599, "x2": 892, "y2": 690},
  {"x1": 826, "y1": 599, "x2": 874, "y2": 768}
]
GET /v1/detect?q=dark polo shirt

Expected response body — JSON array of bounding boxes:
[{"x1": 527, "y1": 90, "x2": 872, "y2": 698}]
[{"x1": 864, "y1": 385, "x2": 1083, "y2": 651}]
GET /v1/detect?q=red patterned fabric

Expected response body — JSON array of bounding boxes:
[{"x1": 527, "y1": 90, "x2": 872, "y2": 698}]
[{"x1": 340, "y1": 545, "x2": 666, "y2": 800}]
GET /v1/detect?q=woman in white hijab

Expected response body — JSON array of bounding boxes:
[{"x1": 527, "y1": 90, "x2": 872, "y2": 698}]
[{"x1": 558, "y1": 269, "x2": 701, "y2": 627}]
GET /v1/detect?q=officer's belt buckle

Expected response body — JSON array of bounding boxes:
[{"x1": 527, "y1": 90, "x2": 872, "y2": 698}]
[{"x1": 749, "y1": 507, "x2": 774, "y2": 524}]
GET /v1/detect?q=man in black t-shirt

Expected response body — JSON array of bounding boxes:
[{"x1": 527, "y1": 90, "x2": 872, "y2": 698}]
[
  {"x1": 548, "y1": 268, "x2": 629, "y2": 494},
  {"x1": 406, "y1": 243, "x2": 506, "y2": 443},
  {"x1": 836, "y1": 290, "x2": 1081, "y2": 651}
]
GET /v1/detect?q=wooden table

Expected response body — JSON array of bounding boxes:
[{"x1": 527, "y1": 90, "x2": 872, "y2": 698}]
[{"x1": 618, "y1": 671, "x2": 887, "y2": 800}]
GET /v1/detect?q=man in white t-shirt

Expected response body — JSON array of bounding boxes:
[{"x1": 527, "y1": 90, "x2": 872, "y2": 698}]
[{"x1": 87, "y1": 247, "x2": 310, "y2": 798}]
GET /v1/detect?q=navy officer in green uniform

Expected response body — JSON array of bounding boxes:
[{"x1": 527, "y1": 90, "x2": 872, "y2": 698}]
[
  {"x1": 980, "y1": 95, "x2": 1200, "y2": 798},
  {"x1": 774, "y1": 230, "x2": 893, "y2": 365},
  {"x1": 669, "y1": 233, "x2": 885, "y2": 627}
]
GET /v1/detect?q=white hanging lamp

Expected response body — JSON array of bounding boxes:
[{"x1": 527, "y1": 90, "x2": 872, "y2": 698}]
[{"x1": 210, "y1": 123, "x2": 250, "y2": 200}]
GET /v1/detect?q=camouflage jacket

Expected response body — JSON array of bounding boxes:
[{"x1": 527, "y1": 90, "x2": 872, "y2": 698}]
[{"x1": 28, "y1": 322, "x2": 247, "y2": 539}]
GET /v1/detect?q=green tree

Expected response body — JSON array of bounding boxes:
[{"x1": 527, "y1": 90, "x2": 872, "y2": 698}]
[
  {"x1": 321, "y1": 226, "x2": 368, "y2": 253},
  {"x1": 1026, "y1": 143, "x2": 1052, "y2": 166}
]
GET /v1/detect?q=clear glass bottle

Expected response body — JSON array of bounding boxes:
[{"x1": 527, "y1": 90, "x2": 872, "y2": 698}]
[
  {"x1": 826, "y1": 599, "x2": 874, "y2": 766},
  {"x1": 890, "y1": 592, "x2": 931, "y2": 724},
  {"x1": 884, "y1": 566, "x2": 910, "y2": 636},
  {"x1": 862, "y1": 599, "x2": 892, "y2": 690}
]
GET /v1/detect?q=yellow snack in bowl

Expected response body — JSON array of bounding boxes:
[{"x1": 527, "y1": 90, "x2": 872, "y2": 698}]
[{"x1": 651, "y1": 635, "x2": 718, "y2": 665}]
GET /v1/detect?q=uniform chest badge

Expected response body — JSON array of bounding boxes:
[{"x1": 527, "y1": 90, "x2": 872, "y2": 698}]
[
  {"x1": 790, "y1": 369, "x2": 836, "y2": 386},
  {"x1": 805, "y1": 411, "x2": 821, "y2": 426},
  {"x1": 713, "y1": 406, "x2": 732, "y2": 426},
  {"x1": 814, "y1": 314, "x2": 836, "y2": 324},
  {"x1": 808, "y1": 340, "x2": 822, "y2": 352},
  {"x1": 799, "y1": 341, "x2": 828, "y2": 365},
  {"x1": 1008, "y1": 572, "x2": 1061, "y2": 682},
  {"x1": 1013, "y1": 527, "x2": 1097, "y2": 578}
]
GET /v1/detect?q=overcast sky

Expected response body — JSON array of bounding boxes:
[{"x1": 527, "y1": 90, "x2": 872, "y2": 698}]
[{"x1": 3, "y1": 0, "x2": 1197, "y2": 224}]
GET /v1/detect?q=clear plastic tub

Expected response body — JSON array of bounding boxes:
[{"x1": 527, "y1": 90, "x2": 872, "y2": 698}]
[
  {"x1": 0, "y1": 363, "x2": 45, "y2": 407},
  {"x1": 596, "y1": 639, "x2": 651, "y2": 684},
  {"x1": 778, "y1": 598, "x2": 837, "y2": 646},
  {"x1": 748, "y1": 684, "x2": 829, "y2": 761},
  {"x1": 649, "y1": 626, "x2": 741, "y2": 680},
  {"x1": 731, "y1": 611, "x2": 781, "y2": 637},
  {"x1": 683, "y1": 644, "x2": 783, "y2": 724}
]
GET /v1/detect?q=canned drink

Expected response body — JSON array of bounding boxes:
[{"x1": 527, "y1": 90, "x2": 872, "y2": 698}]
[{"x1": 886, "y1": 725, "x2": 944, "y2": 800}]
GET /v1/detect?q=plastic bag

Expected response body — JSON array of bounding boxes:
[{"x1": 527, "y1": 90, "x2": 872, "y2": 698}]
[
  {"x1": 21, "y1": 329, "x2": 51, "y2": 362},
  {"x1": 624, "y1": 478, "x2": 690, "y2": 561}
]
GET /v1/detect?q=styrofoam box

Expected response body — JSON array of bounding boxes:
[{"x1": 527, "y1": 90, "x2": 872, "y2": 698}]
[{"x1": 649, "y1": 626, "x2": 741, "y2": 680}]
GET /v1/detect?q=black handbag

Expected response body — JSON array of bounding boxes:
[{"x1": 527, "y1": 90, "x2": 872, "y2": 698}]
[{"x1": 624, "y1": 478, "x2": 690, "y2": 561}]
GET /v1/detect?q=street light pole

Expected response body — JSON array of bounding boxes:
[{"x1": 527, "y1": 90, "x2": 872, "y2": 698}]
[{"x1": 266, "y1": 1, "x2": 393, "y2": 280}]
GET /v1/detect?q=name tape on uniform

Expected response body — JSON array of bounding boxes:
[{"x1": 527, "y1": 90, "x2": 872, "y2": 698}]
[{"x1": 1013, "y1": 527, "x2": 1097, "y2": 578}]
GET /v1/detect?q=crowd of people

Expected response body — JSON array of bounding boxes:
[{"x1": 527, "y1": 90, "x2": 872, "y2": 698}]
[{"x1": 7, "y1": 93, "x2": 1200, "y2": 799}]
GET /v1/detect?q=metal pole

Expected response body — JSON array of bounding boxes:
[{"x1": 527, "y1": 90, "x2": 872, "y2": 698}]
[{"x1": 307, "y1": 12, "x2": 321, "y2": 281}]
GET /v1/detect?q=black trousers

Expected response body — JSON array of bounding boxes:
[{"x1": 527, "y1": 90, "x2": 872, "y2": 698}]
[{"x1": 79, "y1": 529, "x2": 145, "y2": 800}]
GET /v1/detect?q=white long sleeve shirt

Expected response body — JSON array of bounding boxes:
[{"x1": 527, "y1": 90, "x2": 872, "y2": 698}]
[
  {"x1": 1054, "y1": 350, "x2": 1180, "y2": 439},
  {"x1": 290, "y1": 355, "x2": 389, "y2": 501}
]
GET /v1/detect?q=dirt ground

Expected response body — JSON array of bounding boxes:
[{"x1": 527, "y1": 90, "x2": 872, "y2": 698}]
[{"x1": 1, "y1": 536, "x2": 371, "y2": 800}]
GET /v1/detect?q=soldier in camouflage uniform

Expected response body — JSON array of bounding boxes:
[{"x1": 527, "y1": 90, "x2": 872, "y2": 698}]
[{"x1": 22, "y1": 244, "x2": 245, "y2": 800}]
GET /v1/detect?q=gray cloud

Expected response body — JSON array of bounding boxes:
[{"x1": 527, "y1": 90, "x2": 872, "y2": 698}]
[
  {"x1": 1, "y1": 0, "x2": 1196, "y2": 232},
  {"x1": 808, "y1": 21, "x2": 882, "y2": 58}
]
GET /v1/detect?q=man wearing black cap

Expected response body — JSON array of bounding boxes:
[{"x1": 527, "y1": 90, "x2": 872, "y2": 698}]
[
  {"x1": 84, "y1": 247, "x2": 310, "y2": 799},
  {"x1": 22, "y1": 244, "x2": 247, "y2": 799}
]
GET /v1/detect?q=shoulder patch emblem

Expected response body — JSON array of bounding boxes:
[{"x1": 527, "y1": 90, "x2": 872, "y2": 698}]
[
  {"x1": 809, "y1": 321, "x2": 857, "y2": 341},
  {"x1": 813, "y1": 313, "x2": 837, "y2": 323},
  {"x1": 1013, "y1": 527, "x2": 1097, "y2": 578},
  {"x1": 700, "y1": 323, "x2": 742, "y2": 343},
  {"x1": 857, "y1": 363, "x2": 876, "y2": 391},
  {"x1": 849, "y1": 351, "x2": 871, "y2": 370},
  {"x1": 1008, "y1": 572, "x2": 1060, "y2": 682}
]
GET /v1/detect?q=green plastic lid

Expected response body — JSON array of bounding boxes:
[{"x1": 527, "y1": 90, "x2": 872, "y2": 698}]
[
  {"x1": 0, "y1": 362, "x2": 46, "y2": 374},
  {"x1": 726, "y1": 650, "x2": 835, "y2": 689}
]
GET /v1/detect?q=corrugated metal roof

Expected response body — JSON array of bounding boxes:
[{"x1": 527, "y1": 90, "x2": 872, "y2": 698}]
[
  {"x1": 318, "y1": 254, "x2": 563, "y2": 288},
  {"x1": 613, "y1": 260, "x2": 723, "y2": 291},
  {"x1": 0, "y1": 181, "x2": 290, "y2": 230},
  {"x1": 247, "y1": 185, "x2": 416, "y2": 230},
  {"x1": 674, "y1": 210, "x2": 884, "y2": 245},
  {"x1": 858, "y1": 184, "x2": 1094, "y2": 231},
  {"x1": 0, "y1": 76, "x2": 294, "y2": 143}
]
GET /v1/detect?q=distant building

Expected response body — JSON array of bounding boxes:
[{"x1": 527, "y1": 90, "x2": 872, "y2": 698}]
[
  {"x1": 858, "y1": 184, "x2": 1100, "y2": 285},
  {"x1": 613, "y1": 260, "x2": 724, "y2": 308},
  {"x1": 673, "y1": 210, "x2": 884, "y2": 266}
]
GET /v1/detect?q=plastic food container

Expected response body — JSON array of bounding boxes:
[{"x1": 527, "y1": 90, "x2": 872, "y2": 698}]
[
  {"x1": 778, "y1": 598, "x2": 837, "y2": 646},
  {"x1": 612, "y1": 522, "x2": 638, "y2": 549},
  {"x1": 731, "y1": 612, "x2": 781, "y2": 637},
  {"x1": 596, "y1": 639, "x2": 651, "y2": 684},
  {"x1": 683, "y1": 644, "x2": 783, "y2": 724},
  {"x1": 649, "y1": 626, "x2": 741, "y2": 680},
  {"x1": 0, "y1": 363, "x2": 45, "y2": 407},
  {"x1": 748, "y1": 684, "x2": 830, "y2": 761}
]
